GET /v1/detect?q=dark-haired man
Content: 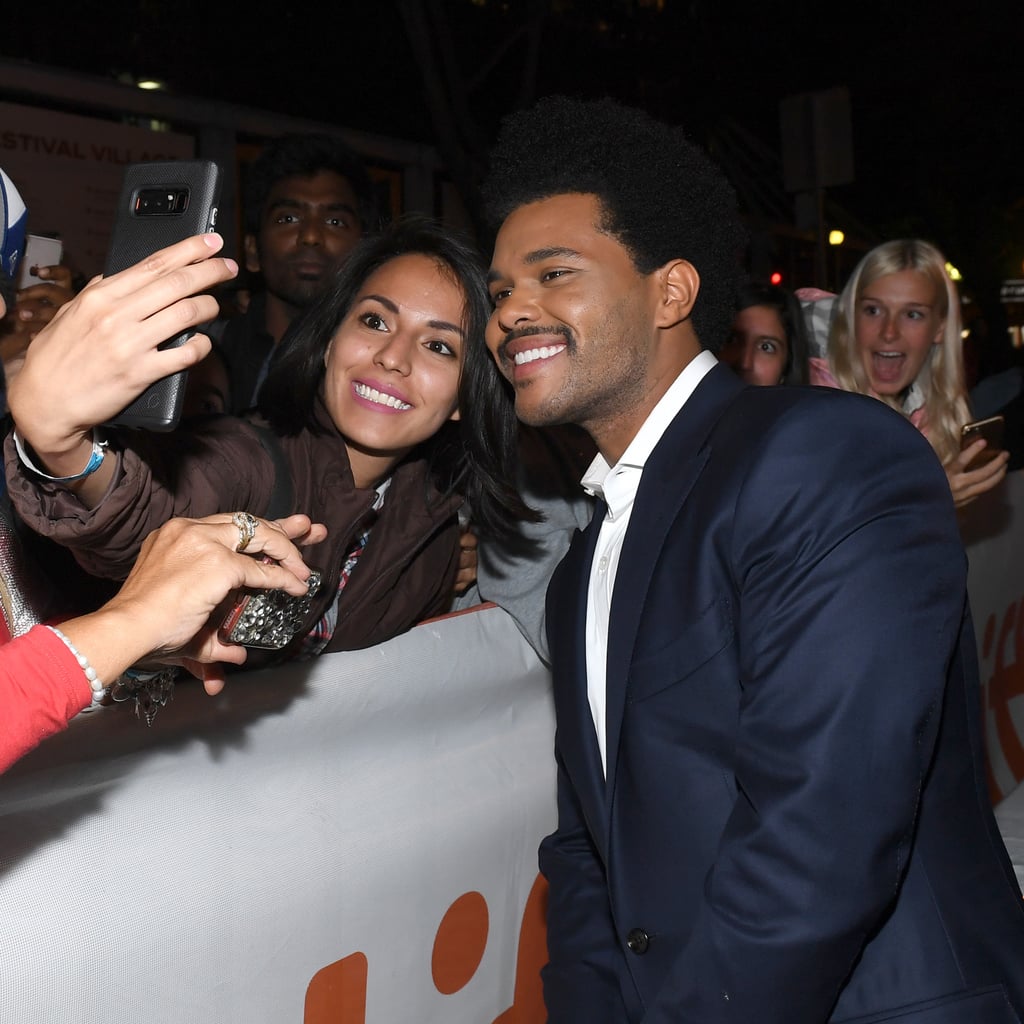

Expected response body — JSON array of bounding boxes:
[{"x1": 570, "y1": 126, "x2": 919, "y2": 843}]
[
  {"x1": 218, "y1": 134, "x2": 379, "y2": 413},
  {"x1": 482, "y1": 96, "x2": 1024, "y2": 1023}
]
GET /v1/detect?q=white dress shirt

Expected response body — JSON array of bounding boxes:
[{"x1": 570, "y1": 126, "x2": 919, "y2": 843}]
[{"x1": 581, "y1": 350, "x2": 717, "y2": 775}]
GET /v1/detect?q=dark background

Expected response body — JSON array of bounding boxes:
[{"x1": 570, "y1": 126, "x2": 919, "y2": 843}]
[{"x1": 5, "y1": 1, "x2": 1024, "y2": 310}]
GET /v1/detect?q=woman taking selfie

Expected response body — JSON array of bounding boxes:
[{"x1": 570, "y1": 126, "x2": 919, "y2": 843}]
[
  {"x1": 809, "y1": 238, "x2": 1008, "y2": 508},
  {"x1": 5, "y1": 221, "x2": 525, "y2": 659}
]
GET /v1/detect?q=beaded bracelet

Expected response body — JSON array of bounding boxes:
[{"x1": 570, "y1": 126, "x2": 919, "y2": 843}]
[{"x1": 46, "y1": 625, "x2": 106, "y2": 708}]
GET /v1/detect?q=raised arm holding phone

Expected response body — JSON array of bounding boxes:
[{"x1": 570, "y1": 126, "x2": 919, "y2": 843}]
[
  {"x1": 8, "y1": 231, "x2": 235, "y2": 503},
  {"x1": 5, "y1": 219, "x2": 527, "y2": 661},
  {"x1": 0, "y1": 239, "x2": 326, "y2": 770}
]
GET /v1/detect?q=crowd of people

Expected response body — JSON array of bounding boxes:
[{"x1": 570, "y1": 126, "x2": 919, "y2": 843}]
[
  {"x1": 3, "y1": 97, "x2": 1024, "y2": 1022},
  {"x1": 721, "y1": 243, "x2": 1012, "y2": 509}
]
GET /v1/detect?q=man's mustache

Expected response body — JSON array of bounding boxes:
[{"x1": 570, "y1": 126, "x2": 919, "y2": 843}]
[{"x1": 497, "y1": 324, "x2": 573, "y2": 362}]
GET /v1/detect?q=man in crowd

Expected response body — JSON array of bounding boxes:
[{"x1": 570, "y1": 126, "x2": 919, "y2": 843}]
[
  {"x1": 481, "y1": 95, "x2": 1024, "y2": 1023},
  {"x1": 218, "y1": 133, "x2": 379, "y2": 413}
]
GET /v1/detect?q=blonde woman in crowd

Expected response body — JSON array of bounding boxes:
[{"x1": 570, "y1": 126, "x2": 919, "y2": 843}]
[{"x1": 807, "y1": 239, "x2": 1008, "y2": 507}]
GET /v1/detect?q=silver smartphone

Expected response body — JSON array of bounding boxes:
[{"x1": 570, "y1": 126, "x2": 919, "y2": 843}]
[
  {"x1": 218, "y1": 564, "x2": 323, "y2": 650},
  {"x1": 16, "y1": 234, "x2": 64, "y2": 289}
]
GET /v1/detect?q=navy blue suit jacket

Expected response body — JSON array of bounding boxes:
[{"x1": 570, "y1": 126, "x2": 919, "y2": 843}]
[{"x1": 541, "y1": 364, "x2": 1024, "y2": 1023}]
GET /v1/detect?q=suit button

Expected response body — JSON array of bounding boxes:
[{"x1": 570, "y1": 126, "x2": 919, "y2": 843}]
[{"x1": 626, "y1": 928, "x2": 650, "y2": 955}]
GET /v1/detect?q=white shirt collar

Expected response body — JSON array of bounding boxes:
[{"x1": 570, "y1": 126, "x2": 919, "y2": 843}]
[{"x1": 581, "y1": 349, "x2": 718, "y2": 508}]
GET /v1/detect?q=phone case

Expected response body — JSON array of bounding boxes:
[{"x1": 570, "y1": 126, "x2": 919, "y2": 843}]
[
  {"x1": 219, "y1": 569, "x2": 323, "y2": 650},
  {"x1": 104, "y1": 160, "x2": 221, "y2": 431},
  {"x1": 960, "y1": 415, "x2": 1005, "y2": 468}
]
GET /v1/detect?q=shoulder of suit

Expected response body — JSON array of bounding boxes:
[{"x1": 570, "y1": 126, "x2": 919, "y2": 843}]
[{"x1": 706, "y1": 385, "x2": 930, "y2": 474}]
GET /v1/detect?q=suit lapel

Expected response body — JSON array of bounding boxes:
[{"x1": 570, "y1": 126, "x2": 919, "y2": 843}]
[
  {"x1": 547, "y1": 497, "x2": 609, "y2": 849},
  {"x1": 603, "y1": 364, "x2": 744, "y2": 794}
]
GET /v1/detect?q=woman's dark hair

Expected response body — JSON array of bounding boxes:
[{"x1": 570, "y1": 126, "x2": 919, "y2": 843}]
[
  {"x1": 735, "y1": 280, "x2": 811, "y2": 386},
  {"x1": 259, "y1": 216, "x2": 532, "y2": 537}
]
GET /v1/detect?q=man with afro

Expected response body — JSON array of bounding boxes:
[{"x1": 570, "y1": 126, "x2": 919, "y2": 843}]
[{"x1": 481, "y1": 96, "x2": 1024, "y2": 1023}]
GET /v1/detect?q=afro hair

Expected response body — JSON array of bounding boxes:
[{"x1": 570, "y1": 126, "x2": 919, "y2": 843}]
[{"x1": 481, "y1": 96, "x2": 744, "y2": 351}]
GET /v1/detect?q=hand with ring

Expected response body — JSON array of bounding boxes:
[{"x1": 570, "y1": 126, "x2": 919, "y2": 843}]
[
  {"x1": 58, "y1": 512, "x2": 328, "y2": 696},
  {"x1": 232, "y1": 511, "x2": 259, "y2": 552}
]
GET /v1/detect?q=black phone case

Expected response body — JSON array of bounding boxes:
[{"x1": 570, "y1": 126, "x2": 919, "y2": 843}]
[{"x1": 104, "y1": 160, "x2": 221, "y2": 431}]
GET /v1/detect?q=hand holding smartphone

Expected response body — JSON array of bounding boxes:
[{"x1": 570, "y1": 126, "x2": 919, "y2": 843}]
[
  {"x1": 960, "y1": 415, "x2": 1005, "y2": 470},
  {"x1": 104, "y1": 160, "x2": 221, "y2": 431},
  {"x1": 16, "y1": 235, "x2": 64, "y2": 289},
  {"x1": 219, "y1": 558, "x2": 323, "y2": 650}
]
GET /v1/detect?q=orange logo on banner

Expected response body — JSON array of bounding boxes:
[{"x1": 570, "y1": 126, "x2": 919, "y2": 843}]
[
  {"x1": 304, "y1": 875, "x2": 548, "y2": 1023},
  {"x1": 432, "y1": 891, "x2": 489, "y2": 994},
  {"x1": 982, "y1": 599, "x2": 1024, "y2": 803}
]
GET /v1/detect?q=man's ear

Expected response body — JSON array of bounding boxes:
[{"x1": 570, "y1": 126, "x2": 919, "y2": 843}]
[
  {"x1": 654, "y1": 259, "x2": 700, "y2": 329},
  {"x1": 243, "y1": 234, "x2": 261, "y2": 275}
]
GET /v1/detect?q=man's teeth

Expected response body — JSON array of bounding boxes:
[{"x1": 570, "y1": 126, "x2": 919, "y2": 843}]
[
  {"x1": 514, "y1": 345, "x2": 566, "y2": 366},
  {"x1": 354, "y1": 383, "x2": 411, "y2": 410}
]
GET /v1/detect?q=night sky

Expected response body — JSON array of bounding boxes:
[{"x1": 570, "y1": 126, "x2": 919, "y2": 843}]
[{"x1": 5, "y1": 1, "x2": 1024, "y2": 302}]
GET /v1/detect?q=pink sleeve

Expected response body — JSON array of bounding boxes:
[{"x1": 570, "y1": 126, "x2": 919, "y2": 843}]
[
  {"x1": 908, "y1": 406, "x2": 930, "y2": 439},
  {"x1": 808, "y1": 357, "x2": 839, "y2": 390},
  {"x1": 0, "y1": 624, "x2": 91, "y2": 773}
]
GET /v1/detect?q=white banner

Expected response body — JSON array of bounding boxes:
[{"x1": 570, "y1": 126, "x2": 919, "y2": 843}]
[
  {"x1": 3, "y1": 472, "x2": 1024, "y2": 1023},
  {"x1": 0, "y1": 605, "x2": 555, "y2": 1024},
  {"x1": 963, "y1": 471, "x2": 1024, "y2": 803}
]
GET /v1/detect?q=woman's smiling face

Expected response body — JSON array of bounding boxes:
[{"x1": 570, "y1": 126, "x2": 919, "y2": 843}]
[
  {"x1": 322, "y1": 252, "x2": 464, "y2": 488},
  {"x1": 854, "y1": 269, "x2": 945, "y2": 398}
]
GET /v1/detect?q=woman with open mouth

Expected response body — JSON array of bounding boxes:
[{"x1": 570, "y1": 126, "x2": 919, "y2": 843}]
[{"x1": 808, "y1": 239, "x2": 1008, "y2": 508}]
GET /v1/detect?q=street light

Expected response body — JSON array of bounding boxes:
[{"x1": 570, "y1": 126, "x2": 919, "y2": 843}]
[{"x1": 828, "y1": 230, "x2": 845, "y2": 289}]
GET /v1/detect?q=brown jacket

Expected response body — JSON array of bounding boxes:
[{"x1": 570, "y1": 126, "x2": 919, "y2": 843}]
[{"x1": 4, "y1": 403, "x2": 461, "y2": 656}]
